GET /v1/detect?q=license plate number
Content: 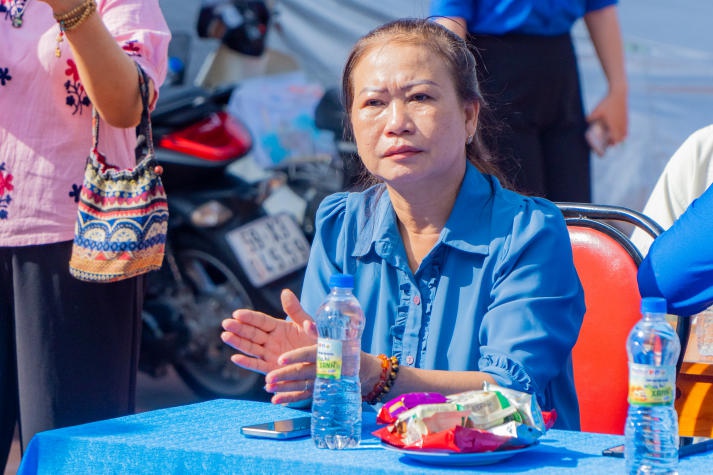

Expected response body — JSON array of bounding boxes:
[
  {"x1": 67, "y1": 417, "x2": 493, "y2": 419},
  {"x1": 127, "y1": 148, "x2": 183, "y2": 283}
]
[{"x1": 226, "y1": 213, "x2": 310, "y2": 287}]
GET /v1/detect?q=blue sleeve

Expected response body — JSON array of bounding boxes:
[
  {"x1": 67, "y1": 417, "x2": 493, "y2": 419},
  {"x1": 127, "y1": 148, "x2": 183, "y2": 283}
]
[
  {"x1": 299, "y1": 192, "x2": 349, "y2": 315},
  {"x1": 585, "y1": 0, "x2": 618, "y2": 14},
  {"x1": 478, "y1": 199, "x2": 585, "y2": 396},
  {"x1": 638, "y1": 183, "x2": 713, "y2": 316},
  {"x1": 429, "y1": 0, "x2": 474, "y2": 20}
]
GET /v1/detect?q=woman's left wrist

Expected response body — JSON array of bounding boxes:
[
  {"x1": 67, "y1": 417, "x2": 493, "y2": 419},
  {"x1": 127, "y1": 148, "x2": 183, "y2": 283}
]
[
  {"x1": 52, "y1": 0, "x2": 97, "y2": 57},
  {"x1": 53, "y1": 0, "x2": 96, "y2": 27},
  {"x1": 45, "y1": 0, "x2": 83, "y2": 16},
  {"x1": 362, "y1": 354, "x2": 399, "y2": 405}
]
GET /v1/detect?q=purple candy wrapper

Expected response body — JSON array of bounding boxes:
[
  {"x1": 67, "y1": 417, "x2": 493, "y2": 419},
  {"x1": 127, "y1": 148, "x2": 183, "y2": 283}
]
[{"x1": 377, "y1": 392, "x2": 448, "y2": 424}]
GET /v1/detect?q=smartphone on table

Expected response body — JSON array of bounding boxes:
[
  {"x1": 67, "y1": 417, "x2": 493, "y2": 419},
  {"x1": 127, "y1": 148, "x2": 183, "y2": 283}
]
[
  {"x1": 602, "y1": 436, "x2": 713, "y2": 458},
  {"x1": 241, "y1": 416, "x2": 312, "y2": 440}
]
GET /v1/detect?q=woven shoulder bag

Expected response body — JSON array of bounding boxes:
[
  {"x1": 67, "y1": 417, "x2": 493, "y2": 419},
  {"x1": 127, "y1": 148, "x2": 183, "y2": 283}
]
[{"x1": 69, "y1": 64, "x2": 169, "y2": 282}]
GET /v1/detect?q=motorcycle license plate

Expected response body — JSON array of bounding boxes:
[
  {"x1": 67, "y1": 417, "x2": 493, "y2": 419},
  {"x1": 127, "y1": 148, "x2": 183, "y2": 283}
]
[{"x1": 226, "y1": 213, "x2": 310, "y2": 287}]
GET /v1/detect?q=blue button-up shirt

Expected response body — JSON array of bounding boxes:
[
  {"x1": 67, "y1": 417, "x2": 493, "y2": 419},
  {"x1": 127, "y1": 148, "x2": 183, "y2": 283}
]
[
  {"x1": 430, "y1": 0, "x2": 617, "y2": 36},
  {"x1": 300, "y1": 164, "x2": 585, "y2": 430}
]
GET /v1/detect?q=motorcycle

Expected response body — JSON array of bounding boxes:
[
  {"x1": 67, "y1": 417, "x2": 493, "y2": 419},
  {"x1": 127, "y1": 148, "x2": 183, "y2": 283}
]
[
  {"x1": 139, "y1": 81, "x2": 312, "y2": 400},
  {"x1": 139, "y1": 2, "x2": 349, "y2": 400}
]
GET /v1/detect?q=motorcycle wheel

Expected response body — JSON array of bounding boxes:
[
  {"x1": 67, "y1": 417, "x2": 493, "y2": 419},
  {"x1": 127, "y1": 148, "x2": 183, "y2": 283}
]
[{"x1": 170, "y1": 238, "x2": 267, "y2": 400}]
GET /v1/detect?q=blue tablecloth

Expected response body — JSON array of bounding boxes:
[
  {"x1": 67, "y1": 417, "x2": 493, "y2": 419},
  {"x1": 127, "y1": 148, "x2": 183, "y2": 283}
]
[{"x1": 17, "y1": 399, "x2": 712, "y2": 474}]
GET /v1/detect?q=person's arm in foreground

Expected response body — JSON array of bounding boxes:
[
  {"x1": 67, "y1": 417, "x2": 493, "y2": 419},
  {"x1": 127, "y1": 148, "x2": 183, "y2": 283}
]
[
  {"x1": 584, "y1": 4, "x2": 628, "y2": 145},
  {"x1": 41, "y1": 0, "x2": 160, "y2": 127},
  {"x1": 638, "y1": 183, "x2": 713, "y2": 316}
]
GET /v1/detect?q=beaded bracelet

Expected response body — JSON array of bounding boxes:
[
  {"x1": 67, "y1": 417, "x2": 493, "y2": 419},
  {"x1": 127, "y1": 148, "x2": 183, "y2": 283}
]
[
  {"x1": 362, "y1": 354, "x2": 389, "y2": 404},
  {"x1": 362, "y1": 354, "x2": 400, "y2": 405},
  {"x1": 54, "y1": 0, "x2": 91, "y2": 21},
  {"x1": 54, "y1": 0, "x2": 97, "y2": 57}
]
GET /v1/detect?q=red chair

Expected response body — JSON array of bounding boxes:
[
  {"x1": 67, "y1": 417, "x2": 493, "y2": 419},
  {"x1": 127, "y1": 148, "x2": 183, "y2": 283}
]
[{"x1": 556, "y1": 203, "x2": 690, "y2": 434}]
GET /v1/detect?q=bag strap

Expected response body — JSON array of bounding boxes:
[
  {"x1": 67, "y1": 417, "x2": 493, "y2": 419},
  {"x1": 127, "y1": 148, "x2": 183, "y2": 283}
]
[{"x1": 91, "y1": 62, "x2": 155, "y2": 164}]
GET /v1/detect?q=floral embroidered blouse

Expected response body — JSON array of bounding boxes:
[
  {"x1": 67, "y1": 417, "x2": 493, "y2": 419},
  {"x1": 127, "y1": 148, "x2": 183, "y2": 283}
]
[{"x1": 0, "y1": 0, "x2": 170, "y2": 246}]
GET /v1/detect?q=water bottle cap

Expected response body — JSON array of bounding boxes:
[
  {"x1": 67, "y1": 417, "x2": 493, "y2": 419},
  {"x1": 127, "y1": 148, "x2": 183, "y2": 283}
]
[
  {"x1": 329, "y1": 273, "x2": 354, "y2": 289},
  {"x1": 641, "y1": 296, "x2": 667, "y2": 314}
]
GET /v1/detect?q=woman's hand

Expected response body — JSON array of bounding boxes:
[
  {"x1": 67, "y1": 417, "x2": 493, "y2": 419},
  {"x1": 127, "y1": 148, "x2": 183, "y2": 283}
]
[
  {"x1": 584, "y1": 5, "x2": 628, "y2": 146},
  {"x1": 264, "y1": 343, "x2": 319, "y2": 405},
  {"x1": 221, "y1": 289, "x2": 318, "y2": 402},
  {"x1": 588, "y1": 89, "x2": 628, "y2": 146}
]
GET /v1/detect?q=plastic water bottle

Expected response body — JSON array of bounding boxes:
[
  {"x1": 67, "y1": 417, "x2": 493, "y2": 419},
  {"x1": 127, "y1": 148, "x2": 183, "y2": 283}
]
[
  {"x1": 311, "y1": 273, "x2": 365, "y2": 449},
  {"x1": 625, "y1": 297, "x2": 681, "y2": 474}
]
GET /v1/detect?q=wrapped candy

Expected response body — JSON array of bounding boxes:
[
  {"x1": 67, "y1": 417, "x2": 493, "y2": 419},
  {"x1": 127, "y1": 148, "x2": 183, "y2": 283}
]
[
  {"x1": 374, "y1": 385, "x2": 551, "y2": 453},
  {"x1": 377, "y1": 392, "x2": 448, "y2": 424},
  {"x1": 392, "y1": 403, "x2": 464, "y2": 445},
  {"x1": 446, "y1": 389, "x2": 521, "y2": 429},
  {"x1": 482, "y1": 382, "x2": 546, "y2": 433}
]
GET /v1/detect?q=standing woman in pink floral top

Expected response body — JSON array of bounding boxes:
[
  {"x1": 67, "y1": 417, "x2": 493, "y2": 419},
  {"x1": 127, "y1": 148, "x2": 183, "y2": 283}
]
[{"x1": 0, "y1": 0, "x2": 169, "y2": 469}]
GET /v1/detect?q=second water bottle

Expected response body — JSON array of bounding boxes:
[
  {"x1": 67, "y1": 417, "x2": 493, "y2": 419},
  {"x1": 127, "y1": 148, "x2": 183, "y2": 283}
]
[
  {"x1": 624, "y1": 296, "x2": 680, "y2": 474},
  {"x1": 311, "y1": 273, "x2": 365, "y2": 449}
]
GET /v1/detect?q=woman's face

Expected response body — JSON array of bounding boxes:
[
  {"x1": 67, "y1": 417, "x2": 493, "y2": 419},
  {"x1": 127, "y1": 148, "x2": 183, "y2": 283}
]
[{"x1": 349, "y1": 41, "x2": 478, "y2": 188}]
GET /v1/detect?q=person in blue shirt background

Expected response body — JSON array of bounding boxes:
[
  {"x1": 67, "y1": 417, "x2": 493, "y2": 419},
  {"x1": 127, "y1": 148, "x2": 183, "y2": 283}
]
[
  {"x1": 222, "y1": 18, "x2": 585, "y2": 430},
  {"x1": 638, "y1": 182, "x2": 713, "y2": 317},
  {"x1": 430, "y1": 0, "x2": 628, "y2": 202}
]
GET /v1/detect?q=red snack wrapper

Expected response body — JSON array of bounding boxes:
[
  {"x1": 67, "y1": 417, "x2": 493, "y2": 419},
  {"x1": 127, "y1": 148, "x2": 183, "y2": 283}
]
[
  {"x1": 422, "y1": 426, "x2": 511, "y2": 453},
  {"x1": 377, "y1": 392, "x2": 447, "y2": 424},
  {"x1": 375, "y1": 425, "x2": 511, "y2": 453},
  {"x1": 374, "y1": 425, "x2": 407, "y2": 448},
  {"x1": 542, "y1": 409, "x2": 557, "y2": 429}
]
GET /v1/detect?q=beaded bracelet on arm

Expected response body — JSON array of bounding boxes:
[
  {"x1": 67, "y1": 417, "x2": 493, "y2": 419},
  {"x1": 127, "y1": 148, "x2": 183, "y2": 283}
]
[
  {"x1": 362, "y1": 354, "x2": 400, "y2": 405},
  {"x1": 53, "y1": 0, "x2": 98, "y2": 57}
]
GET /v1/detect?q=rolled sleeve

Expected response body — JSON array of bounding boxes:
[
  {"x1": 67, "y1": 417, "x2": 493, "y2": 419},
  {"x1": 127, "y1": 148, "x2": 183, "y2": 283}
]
[
  {"x1": 478, "y1": 199, "x2": 585, "y2": 400},
  {"x1": 100, "y1": 0, "x2": 171, "y2": 106},
  {"x1": 479, "y1": 351, "x2": 535, "y2": 393}
]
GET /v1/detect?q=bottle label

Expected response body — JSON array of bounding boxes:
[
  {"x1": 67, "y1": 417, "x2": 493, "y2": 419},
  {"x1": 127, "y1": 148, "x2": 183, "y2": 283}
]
[
  {"x1": 628, "y1": 363, "x2": 676, "y2": 406},
  {"x1": 316, "y1": 338, "x2": 343, "y2": 380}
]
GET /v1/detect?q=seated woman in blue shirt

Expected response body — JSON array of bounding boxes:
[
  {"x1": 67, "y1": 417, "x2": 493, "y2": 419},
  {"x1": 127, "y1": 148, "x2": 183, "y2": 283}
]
[
  {"x1": 221, "y1": 18, "x2": 585, "y2": 430},
  {"x1": 638, "y1": 182, "x2": 713, "y2": 317}
]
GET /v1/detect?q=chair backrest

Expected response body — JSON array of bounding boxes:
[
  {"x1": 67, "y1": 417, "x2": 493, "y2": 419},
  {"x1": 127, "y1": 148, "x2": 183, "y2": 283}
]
[{"x1": 556, "y1": 203, "x2": 688, "y2": 435}]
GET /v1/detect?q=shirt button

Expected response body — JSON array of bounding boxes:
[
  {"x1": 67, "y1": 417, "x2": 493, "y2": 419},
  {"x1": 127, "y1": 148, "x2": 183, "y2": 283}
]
[
  {"x1": 413, "y1": 295, "x2": 421, "y2": 305},
  {"x1": 406, "y1": 355, "x2": 415, "y2": 365}
]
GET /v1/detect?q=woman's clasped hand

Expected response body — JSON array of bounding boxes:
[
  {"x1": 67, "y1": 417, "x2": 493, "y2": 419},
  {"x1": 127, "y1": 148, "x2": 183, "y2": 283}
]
[{"x1": 222, "y1": 289, "x2": 320, "y2": 403}]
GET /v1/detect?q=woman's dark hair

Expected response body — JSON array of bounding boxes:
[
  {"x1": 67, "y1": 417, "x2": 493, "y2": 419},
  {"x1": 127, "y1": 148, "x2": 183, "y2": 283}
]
[{"x1": 340, "y1": 17, "x2": 509, "y2": 188}]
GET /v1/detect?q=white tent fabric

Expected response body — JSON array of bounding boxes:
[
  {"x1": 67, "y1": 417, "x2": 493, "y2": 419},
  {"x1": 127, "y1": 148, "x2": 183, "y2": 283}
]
[{"x1": 268, "y1": 0, "x2": 431, "y2": 87}]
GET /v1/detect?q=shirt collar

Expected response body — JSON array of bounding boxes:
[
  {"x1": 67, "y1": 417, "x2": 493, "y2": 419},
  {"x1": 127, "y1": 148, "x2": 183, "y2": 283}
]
[{"x1": 353, "y1": 163, "x2": 496, "y2": 260}]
